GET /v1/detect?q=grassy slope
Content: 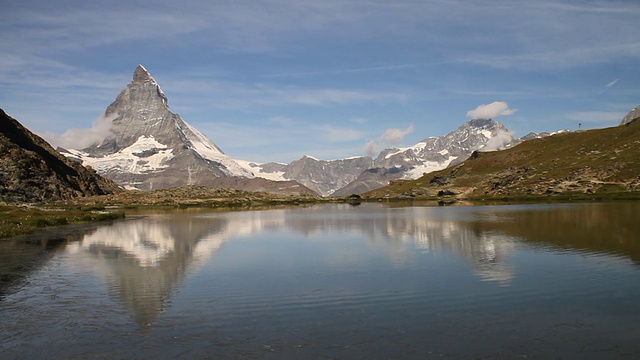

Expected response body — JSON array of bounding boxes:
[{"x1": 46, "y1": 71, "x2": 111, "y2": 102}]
[
  {"x1": 364, "y1": 120, "x2": 640, "y2": 200},
  {"x1": 0, "y1": 205, "x2": 124, "y2": 239}
]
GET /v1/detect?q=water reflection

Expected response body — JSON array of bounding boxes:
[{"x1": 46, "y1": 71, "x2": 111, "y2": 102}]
[
  {"x1": 7, "y1": 202, "x2": 636, "y2": 327},
  {"x1": 64, "y1": 215, "x2": 231, "y2": 325},
  {"x1": 2, "y1": 202, "x2": 640, "y2": 359},
  {"x1": 0, "y1": 227, "x2": 94, "y2": 299},
  {"x1": 463, "y1": 203, "x2": 640, "y2": 263}
]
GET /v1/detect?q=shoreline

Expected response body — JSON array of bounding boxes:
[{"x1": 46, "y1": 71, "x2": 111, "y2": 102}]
[{"x1": 2, "y1": 190, "x2": 639, "y2": 240}]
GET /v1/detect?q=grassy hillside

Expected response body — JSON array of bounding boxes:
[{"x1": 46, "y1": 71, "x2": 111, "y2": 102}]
[{"x1": 364, "y1": 120, "x2": 640, "y2": 200}]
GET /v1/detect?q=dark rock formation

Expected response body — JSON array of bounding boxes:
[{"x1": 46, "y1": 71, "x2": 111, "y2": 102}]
[{"x1": 0, "y1": 109, "x2": 121, "y2": 203}]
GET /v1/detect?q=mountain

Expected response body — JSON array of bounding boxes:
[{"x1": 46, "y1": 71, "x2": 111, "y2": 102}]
[
  {"x1": 0, "y1": 109, "x2": 121, "y2": 203},
  {"x1": 240, "y1": 119, "x2": 516, "y2": 197},
  {"x1": 364, "y1": 119, "x2": 640, "y2": 199},
  {"x1": 61, "y1": 65, "x2": 316, "y2": 196},
  {"x1": 333, "y1": 119, "x2": 517, "y2": 196},
  {"x1": 519, "y1": 129, "x2": 570, "y2": 141},
  {"x1": 238, "y1": 155, "x2": 374, "y2": 196}
]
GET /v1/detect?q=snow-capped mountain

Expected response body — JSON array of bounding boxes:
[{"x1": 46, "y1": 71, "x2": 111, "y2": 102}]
[
  {"x1": 61, "y1": 65, "x2": 255, "y2": 190},
  {"x1": 332, "y1": 119, "x2": 517, "y2": 196},
  {"x1": 238, "y1": 155, "x2": 374, "y2": 196},
  {"x1": 239, "y1": 118, "x2": 517, "y2": 197}
]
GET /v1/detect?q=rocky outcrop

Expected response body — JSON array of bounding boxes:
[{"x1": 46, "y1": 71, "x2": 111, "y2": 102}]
[
  {"x1": 0, "y1": 109, "x2": 121, "y2": 203},
  {"x1": 621, "y1": 105, "x2": 640, "y2": 126}
]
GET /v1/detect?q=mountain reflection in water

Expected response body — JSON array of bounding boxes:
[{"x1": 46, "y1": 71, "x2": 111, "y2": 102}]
[
  {"x1": 2, "y1": 202, "x2": 639, "y2": 359},
  {"x1": 57, "y1": 203, "x2": 638, "y2": 325}
]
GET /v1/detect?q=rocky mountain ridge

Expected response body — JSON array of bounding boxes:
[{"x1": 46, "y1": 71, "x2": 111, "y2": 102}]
[
  {"x1": 239, "y1": 155, "x2": 375, "y2": 196},
  {"x1": 247, "y1": 118, "x2": 518, "y2": 196},
  {"x1": 0, "y1": 109, "x2": 121, "y2": 203},
  {"x1": 332, "y1": 118, "x2": 517, "y2": 196}
]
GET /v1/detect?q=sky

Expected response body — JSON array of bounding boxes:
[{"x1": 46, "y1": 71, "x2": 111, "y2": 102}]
[{"x1": 2, "y1": 0, "x2": 639, "y2": 163}]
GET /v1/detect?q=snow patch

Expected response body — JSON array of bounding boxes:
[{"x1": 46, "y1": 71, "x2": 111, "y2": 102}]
[
  {"x1": 235, "y1": 160, "x2": 287, "y2": 181},
  {"x1": 402, "y1": 157, "x2": 455, "y2": 179},
  {"x1": 384, "y1": 141, "x2": 428, "y2": 159},
  {"x1": 178, "y1": 120, "x2": 254, "y2": 178},
  {"x1": 67, "y1": 135, "x2": 174, "y2": 174}
]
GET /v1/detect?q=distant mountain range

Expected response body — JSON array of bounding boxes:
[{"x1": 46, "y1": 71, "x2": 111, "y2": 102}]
[
  {"x1": 365, "y1": 116, "x2": 640, "y2": 199},
  {"x1": 42, "y1": 65, "x2": 640, "y2": 198},
  {"x1": 57, "y1": 65, "x2": 533, "y2": 196}
]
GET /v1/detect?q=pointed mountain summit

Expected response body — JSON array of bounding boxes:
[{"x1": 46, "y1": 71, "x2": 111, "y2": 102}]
[{"x1": 63, "y1": 65, "x2": 255, "y2": 190}]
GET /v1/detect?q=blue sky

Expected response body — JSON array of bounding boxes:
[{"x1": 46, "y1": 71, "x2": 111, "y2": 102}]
[{"x1": 2, "y1": 0, "x2": 639, "y2": 163}]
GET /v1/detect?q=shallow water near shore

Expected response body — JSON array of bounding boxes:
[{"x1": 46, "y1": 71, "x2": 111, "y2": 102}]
[{"x1": 1, "y1": 202, "x2": 640, "y2": 359}]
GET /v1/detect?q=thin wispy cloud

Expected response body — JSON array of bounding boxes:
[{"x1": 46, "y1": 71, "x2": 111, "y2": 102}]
[
  {"x1": 160, "y1": 75, "x2": 412, "y2": 110},
  {"x1": 261, "y1": 63, "x2": 421, "y2": 78},
  {"x1": 605, "y1": 79, "x2": 619, "y2": 88}
]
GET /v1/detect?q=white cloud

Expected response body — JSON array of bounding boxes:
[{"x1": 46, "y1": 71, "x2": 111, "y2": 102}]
[
  {"x1": 41, "y1": 112, "x2": 117, "y2": 149},
  {"x1": 480, "y1": 129, "x2": 514, "y2": 152},
  {"x1": 363, "y1": 139, "x2": 378, "y2": 157},
  {"x1": 467, "y1": 101, "x2": 516, "y2": 119},
  {"x1": 380, "y1": 124, "x2": 414, "y2": 144},
  {"x1": 363, "y1": 124, "x2": 414, "y2": 157}
]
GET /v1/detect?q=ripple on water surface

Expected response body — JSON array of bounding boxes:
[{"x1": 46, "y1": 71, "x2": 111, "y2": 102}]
[{"x1": 1, "y1": 203, "x2": 640, "y2": 359}]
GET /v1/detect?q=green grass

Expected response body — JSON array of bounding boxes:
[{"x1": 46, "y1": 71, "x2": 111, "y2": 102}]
[{"x1": 0, "y1": 205, "x2": 124, "y2": 239}]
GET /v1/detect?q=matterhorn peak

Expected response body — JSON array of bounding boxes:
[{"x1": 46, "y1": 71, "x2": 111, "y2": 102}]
[
  {"x1": 60, "y1": 64, "x2": 254, "y2": 190},
  {"x1": 133, "y1": 64, "x2": 154, "y2": 82}
]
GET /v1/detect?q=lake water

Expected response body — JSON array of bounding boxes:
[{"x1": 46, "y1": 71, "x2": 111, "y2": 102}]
[{"x1": 1, "y1": 202, "x2": 640, "y2": 359}]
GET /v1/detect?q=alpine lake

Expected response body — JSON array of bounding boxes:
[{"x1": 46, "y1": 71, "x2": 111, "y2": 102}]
[{"x1": 1, "y1": 201, "x2": 640, "y2": 359}]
